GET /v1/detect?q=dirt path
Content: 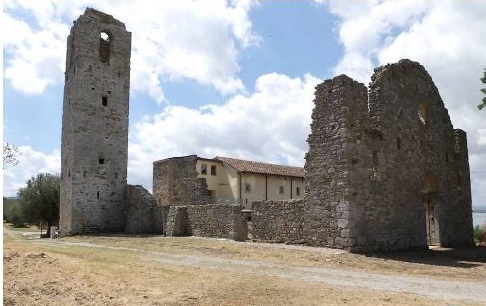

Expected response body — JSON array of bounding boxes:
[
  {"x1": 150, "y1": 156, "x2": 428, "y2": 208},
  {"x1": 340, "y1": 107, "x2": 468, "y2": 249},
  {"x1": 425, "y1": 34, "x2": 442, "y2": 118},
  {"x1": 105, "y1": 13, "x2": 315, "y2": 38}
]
[
  {"x1": 26, "y1": 234, "x2": 486, "y2": 303},
  {"x1": 4, "y1": 225, "x2": 486, "y2": 305}
]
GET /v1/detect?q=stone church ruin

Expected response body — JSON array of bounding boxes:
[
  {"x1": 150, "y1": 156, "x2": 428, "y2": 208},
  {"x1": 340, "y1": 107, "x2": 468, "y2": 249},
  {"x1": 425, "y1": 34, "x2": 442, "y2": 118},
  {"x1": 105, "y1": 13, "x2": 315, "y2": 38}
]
[{"x1": 59, "y1": 8, "x2": 473, "y2": 252}]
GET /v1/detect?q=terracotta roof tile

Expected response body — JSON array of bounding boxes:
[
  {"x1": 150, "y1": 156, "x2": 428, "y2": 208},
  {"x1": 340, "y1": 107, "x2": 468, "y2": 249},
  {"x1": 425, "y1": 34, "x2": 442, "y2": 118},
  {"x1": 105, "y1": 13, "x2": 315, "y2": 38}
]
[{"x1": 215, "y1": 156, "x2": 305, "y2": 178}]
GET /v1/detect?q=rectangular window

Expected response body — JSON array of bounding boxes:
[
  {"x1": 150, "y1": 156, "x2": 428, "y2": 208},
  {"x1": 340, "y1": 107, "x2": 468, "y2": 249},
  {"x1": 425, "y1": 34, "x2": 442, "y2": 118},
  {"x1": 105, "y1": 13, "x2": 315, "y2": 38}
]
[
  {"x1": 102, "y1": 96, "x2": 108, "y2": 106},
  {"x1": 201, "y1": 164, "x2": 207, "y2": 175},
  {"x1": 296, "y1": 187, "x2": 301, "y2": 196},
  {"x1": 210, "y1": 165, "x2": 217, "y2": 176},
  {"x1": 279, "y1": 186, "x2": 284, "y2": 194},
  {"x1": 245, "y1": 183, "x2": 251, "y2": 192},
  {"x1": 99, "y1": 158, "x2": 105, "y2": 164}
]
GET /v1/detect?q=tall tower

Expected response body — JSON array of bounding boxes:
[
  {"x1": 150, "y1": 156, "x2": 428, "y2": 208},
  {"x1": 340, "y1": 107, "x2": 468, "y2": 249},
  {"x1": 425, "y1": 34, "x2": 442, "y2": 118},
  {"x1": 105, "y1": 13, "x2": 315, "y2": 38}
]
[{"x1": 59, "y1": 8, "x2": 131, "y2": 235}]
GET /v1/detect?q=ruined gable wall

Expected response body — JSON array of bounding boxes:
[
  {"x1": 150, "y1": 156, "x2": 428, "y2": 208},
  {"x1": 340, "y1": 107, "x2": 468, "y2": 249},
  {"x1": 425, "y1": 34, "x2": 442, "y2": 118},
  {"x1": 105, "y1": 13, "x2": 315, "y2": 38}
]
[
  {"x1": 303, "y1": 59, "x2": 472, "y2": 252},
  {"x1": 153, "y1": 155, "x2": 208, "y2": 206},
  {"x1": 251, "y1": 200, "x2": 305, "y2": 243}
]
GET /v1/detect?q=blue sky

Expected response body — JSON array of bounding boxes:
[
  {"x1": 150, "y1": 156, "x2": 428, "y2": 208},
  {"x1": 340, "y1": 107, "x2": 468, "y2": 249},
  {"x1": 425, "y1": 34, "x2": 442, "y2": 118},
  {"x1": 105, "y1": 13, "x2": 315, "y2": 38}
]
[{"x1": 3, "y1": 0, "x2": 486, "y2": 212}]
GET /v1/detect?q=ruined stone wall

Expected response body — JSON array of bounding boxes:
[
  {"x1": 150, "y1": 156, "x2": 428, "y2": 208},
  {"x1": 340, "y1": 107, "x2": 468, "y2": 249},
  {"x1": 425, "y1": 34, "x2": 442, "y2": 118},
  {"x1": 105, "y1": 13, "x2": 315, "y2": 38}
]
[
  {"x1": 165, "y1": 206, "x2": 189, "y2": 236},
  {"x1": 125, "y1": 185, "x2": 157, "y2": 234},
  {"x1": 60, "y1": 8, "x2": 131, "y2": 235},
  {"x1": 304, "y1": 59, "x2": 473, "y2": 252},
  {"x1": 153, "y1": 155, "x2": 208, "y2": 206},
  {"x1": 304, "y1": 75, "x2": 368, "y2": 249},
  {"x1": 165, "y1": 205, "x2": 247, "y2": 241},
  {"x1": 251, "y1": 200, "x2": 305, "y2": 243}
]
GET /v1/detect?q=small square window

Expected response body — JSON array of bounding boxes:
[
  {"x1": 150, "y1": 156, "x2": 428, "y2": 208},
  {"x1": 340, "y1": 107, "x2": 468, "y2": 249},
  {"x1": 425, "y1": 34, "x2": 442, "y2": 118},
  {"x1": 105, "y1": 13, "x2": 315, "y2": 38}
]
[
  {"x1": 201, "y1": 164, "x2": 207, "y2": 175},
  {"x1": 102, "y1": 96, "x2": 108, "y2": 106},
  {"x1": 99, "y1": 158, "x2": 105, "y2": 164},
  {"x1": 279, "y1": 186, "x2": 284, "y2": 194},
  {"x1": 210, "y1": 165, "x2": 217, "y2": 176}
]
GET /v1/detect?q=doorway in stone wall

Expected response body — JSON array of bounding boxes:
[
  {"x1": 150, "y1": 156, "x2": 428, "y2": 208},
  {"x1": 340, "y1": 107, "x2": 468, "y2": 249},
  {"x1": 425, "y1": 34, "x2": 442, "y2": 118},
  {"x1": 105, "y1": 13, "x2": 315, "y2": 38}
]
[{"x1": 426, "y1": 200, "x2": 439, "y2": 245}]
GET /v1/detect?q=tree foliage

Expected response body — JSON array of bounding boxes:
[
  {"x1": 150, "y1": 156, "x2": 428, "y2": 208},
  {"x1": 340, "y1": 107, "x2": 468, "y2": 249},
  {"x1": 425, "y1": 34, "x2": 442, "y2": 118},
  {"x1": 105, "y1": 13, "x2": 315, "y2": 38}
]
[
  {"x1": 3, "y1": 197, "x2": 26, "y2": 228},
  {"x1": 18, "y1": 173, "x2": 60, "y2": 237},
  {"x1": 3, "y1": 143, "x2": 20, "y2": 167},
  {"x1": 479, "y1": 68, "x2": 486, "y2": 110}
]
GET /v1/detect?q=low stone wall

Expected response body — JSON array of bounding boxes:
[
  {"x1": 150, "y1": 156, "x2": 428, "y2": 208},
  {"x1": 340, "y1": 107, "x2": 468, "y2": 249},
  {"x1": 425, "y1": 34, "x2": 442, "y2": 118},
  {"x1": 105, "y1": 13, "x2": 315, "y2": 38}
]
[
  {"x1": 165, "y1": 204, "x2": 247, "y2": 241},
  {"x1": 187, "y1": 205, "x2": 247, "y2": 241},
  {"x1": 251, "y1": 200, "x2": 305, "y2": 244}
]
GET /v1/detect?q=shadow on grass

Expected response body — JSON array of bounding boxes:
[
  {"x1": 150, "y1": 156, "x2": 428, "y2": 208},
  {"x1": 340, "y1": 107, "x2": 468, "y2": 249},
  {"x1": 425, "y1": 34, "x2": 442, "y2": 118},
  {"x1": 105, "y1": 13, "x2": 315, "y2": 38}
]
[{"x1": 365, "y1": 246, "x2": 486, "y2": 268}]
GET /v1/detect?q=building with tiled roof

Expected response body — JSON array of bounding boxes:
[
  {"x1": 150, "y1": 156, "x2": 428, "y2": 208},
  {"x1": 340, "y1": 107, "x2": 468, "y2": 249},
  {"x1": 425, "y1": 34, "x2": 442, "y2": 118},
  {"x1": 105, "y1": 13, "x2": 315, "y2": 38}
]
[
  {"x1": 215, "y1": 156, "x2": 305, "y2": 178},
  {"x1": 195, "y1": 156, "x2": 305, "y2": 209}
]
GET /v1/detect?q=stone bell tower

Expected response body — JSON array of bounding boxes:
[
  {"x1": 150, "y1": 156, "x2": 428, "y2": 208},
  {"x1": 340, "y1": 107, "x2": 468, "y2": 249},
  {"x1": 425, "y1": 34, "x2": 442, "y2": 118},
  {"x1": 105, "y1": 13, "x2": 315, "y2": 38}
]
[{"x1": 59, "y1": 8, "x2": 131, "y2": 235}]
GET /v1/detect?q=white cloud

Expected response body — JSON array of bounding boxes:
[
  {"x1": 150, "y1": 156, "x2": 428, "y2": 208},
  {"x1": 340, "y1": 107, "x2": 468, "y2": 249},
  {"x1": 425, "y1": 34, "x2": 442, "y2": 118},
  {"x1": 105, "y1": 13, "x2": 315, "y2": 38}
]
[
  {"x1": 3, "y1": 146, "x2": 61, "y2": 197},
  {"x1": 321, "y1": 0, "x2": 486, "y2": 207},
  {"x1": 127, "y1": 73, "x2": 320, "y2": 191},
  {"x1": 3, "y1": 0, "x2": 259, "y2": 102}
]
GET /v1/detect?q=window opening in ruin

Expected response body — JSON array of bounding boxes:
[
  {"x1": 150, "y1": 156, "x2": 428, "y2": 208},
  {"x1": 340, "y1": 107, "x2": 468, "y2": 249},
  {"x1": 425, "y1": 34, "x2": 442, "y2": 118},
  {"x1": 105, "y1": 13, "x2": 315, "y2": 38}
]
[
  {"x1": 83, "y1": 170, "x2": 86, "y2": 178},
  {"x1": 210, "y1": 165, "x2": 217, "y2": 176},
  {"x1": 296, "y1": 187, "x2": 301, "y2": 196},
  {"x1": 396, "y1": 137, "x2": 401, "y2": 150},
  {"x1": 102, "y1": 96, "x2": 108, "y2": 106},
  {"x1": 97, "y1": 191, "x2": 100, "y2": 199},
  {"x1": 279, "y1": 186, "x2": 284, "y2": 194},
  {"x1": 245, "y1": 183, "x2": 251, "y2": 192},
  {"x1": 201, "y1": 164, "x2": 207, "y2": 175},
  {"x1": 68, "y1": 169, "x2": 71, "y2": 177},
  {"x1": 99, "y1": 31, "x2": 111, "y2": 63},
  {"x1": 99, "y1": 158, "x2": 105, "y2": 165},
  {"x1": 418, "y1": 103, "x2": 427, "y2": 125},
  {"x1": 73, "y1": 66, "x2": 76, "y2": 74}
]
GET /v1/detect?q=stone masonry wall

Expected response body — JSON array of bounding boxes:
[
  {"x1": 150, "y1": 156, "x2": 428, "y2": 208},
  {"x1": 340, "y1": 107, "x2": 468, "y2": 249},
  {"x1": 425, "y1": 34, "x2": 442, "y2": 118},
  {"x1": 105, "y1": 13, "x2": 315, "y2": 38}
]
[
  {"x1": 153, "y1": 155, "x2": 208, "y2": 206},
  {"x1": 125, "y1": 185, "x2": 158, "y2": 234},
  {"x1": 165, "y1": 205, "x2": 247, "y2": 241},
  {"x1": 304, "y1": 59, "x2": 473, "y2": 252},
  {"x1": 187, "y1": 205, "x2": 247, "y2": 241},
  {"x1": 251, "y1": 200, "x2": 305, "y2": 244},
  {"x1": 60, "y1": 8, "x2": 132, "y2": 235}
]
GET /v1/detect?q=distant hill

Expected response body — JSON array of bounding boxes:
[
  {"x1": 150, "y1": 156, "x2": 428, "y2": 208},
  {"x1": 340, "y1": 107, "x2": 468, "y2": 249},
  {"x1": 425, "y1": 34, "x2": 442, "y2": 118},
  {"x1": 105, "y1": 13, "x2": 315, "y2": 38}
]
[{"x1": 473, "y1": 206, "x2": 486, "y2": 213}]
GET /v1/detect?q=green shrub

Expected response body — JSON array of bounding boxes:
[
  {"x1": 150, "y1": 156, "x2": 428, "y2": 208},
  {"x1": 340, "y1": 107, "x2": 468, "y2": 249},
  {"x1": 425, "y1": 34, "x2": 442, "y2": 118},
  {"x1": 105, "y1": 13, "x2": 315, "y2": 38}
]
[{"x1": 473, "y1": 225, "x2": 485, "y2": 245}]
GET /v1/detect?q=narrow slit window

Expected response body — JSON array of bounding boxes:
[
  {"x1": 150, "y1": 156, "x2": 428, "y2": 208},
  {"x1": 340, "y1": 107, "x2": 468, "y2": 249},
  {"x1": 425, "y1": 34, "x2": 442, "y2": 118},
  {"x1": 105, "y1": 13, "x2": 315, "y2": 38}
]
[
  {"x1": 102, "y1": 96, "x2": 108, "y2": 106},
  {"x1": 97, "y1": 191, "x2": 100, "y2": 199},
  {"x1": 296, "y1": 187, "x2": 301, "y2": 196}
]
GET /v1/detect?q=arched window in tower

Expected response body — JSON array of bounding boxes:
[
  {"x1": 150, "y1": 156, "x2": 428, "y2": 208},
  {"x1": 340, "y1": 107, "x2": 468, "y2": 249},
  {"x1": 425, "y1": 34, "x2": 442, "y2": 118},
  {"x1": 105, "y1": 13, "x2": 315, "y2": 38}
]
[{"x1": 99, "y1": 31, "x2": 111, "y2": 63}]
